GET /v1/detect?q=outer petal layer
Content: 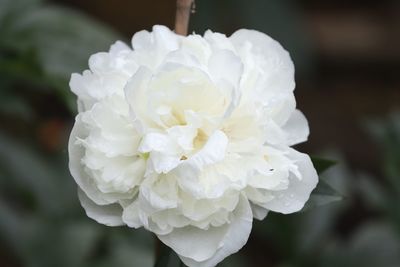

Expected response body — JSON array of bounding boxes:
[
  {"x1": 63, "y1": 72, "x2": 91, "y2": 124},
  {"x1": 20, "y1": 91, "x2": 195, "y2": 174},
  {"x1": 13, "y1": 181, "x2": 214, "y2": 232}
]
[
  {"x1": 260, "y1": 149, "x2": 318, "y2": 214},
  {"x1": 158, "y1": 195, "x2": 253, "y2": 267},
  {"x1": 78, "y1": 189, "x2": 124, "y2": 226}
]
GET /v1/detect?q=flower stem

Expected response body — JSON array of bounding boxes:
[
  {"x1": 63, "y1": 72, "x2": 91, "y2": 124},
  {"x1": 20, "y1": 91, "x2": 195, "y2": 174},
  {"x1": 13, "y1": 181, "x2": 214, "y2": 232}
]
[{"x1": 175, "y1": 0, "x2": 195, "y2": 36}]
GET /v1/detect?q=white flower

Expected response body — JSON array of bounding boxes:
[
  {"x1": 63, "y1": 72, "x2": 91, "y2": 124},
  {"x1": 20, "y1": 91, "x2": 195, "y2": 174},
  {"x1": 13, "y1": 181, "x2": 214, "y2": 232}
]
[{"x1": 69, "y1": 25, "x2": 318, "y2": 267}]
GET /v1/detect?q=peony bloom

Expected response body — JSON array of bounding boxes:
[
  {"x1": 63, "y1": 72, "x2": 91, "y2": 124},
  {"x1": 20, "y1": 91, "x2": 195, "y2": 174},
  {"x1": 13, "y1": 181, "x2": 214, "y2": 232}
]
[{"x1": 69, "y1": 25, "x2": 318, "y2": 267}]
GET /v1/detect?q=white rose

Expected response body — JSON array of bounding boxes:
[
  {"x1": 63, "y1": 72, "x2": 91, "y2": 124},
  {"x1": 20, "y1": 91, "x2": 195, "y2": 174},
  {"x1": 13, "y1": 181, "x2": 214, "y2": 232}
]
[{"x1": 69, "y1": 25, "x2": 318, "y2": 267}]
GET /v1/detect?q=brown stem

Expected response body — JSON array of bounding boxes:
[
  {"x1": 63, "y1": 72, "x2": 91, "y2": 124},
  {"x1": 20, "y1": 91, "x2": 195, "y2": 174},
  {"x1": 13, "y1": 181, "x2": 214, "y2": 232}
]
[{"x1": 175, "y1": 0, "x2": 194, "y2": 36}]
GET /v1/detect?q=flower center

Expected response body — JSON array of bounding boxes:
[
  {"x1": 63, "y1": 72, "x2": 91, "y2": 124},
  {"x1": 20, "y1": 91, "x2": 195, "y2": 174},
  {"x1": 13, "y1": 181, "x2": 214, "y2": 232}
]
[{"x1": 193, "y1": 129, "x2": 208, "y2": 151}]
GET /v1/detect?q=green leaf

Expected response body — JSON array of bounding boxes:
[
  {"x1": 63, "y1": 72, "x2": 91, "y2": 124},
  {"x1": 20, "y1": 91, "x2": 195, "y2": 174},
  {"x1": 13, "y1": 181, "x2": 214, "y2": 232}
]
[
  {"x1": 302, "y1": 180, "x2": 343, "y2": 211},
  {"x1": 311, "y1": 156, "x2": 337, "y2": 175},
  {"x1": 301, "y1": 156, "x2": 343, "y2": 211}
]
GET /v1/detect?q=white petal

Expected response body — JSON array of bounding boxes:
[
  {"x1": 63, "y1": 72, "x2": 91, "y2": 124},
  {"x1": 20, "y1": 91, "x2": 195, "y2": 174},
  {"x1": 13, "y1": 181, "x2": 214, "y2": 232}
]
[
  {"x1": 181, "y1": 34, "x2": 212, "y2": 66},
  {"x1": 139, "y1": 174, "x2": 179, "y2": 213},
  {"x1": 245, "y1": 187, "x2": 274, "y2": 205},
  {"x1": 282, "y1": 109, "x2": 309, "y2": 146},
  {"x1": 131, "y1": 29, "x2": 151, "y2": 50},
  {"x1": 122, "y1": 200, "x2": 142, "y2": 228},
  {"x1": 80, "y1": 101, "x2": 140, "y2": 157},
  {"x1": 230, "y1": 29, "x2": 295, "y2": 93},
  {"x1": 139, "y1": 132, "x2": 179, "y2": 154},
  {"x1": 166, "y1": 123, "x2": 198, "y2": 152},
  {"x1": 148, "y1": 152, "x2": 181, "y2": 174},
  {"x1": 109, "y1": 40, "x2": 131, "y2": 54},
  {"x1": 268, "y1": 93, "x2": 297, "y2": 126},
  {"x1": 69, "y1": 115, "x2": 112, "y2": 205},
  {"x1": 139, "y1": 132, "x2": 183, "y2": 173},
  {"x1": 184, "y1": 130, "x2": 228, "y2": 171},
  {"x1": 69, "y1": 72, "x2": 93, "y2": 111},
  {"x1": 70, "y1": 69, "x2": 127, "y2": 112},
  {"x1": 124, "y1": 66, "x2": 154, "y2": 131},
  {"x1": 163, "y1": 49, "x2": 203, "y2": 70},
  {"x1": 248, "y1": 171, "x2": 288, "y2": 191},
  {"x1": 88, "y1": 52, "x2": 110, "y2": 74},
  {"x1": 151, "y1": 209, "x2": 190, "y2": 230},
  {"x1": 261, "y1": 149, "x2": 318, "y2": 214},
  {"x1": 207, "y1": 49, "x2": 243, "y2": 121},
  {"x1": 132, "y1": 26, "x2": 179, "y2": 55},
  {"x1": 250, "y1": 203, "x2": 269, "y2": 220},
  {"x1": 87, "y1": 41, "x2": 134, "y2": 77},
  {"x1": 78, "y1": 189, "x2": 124, "y2": 226},
  {"x1": 204, "y1": 30, "x2": 235, "y2": 51},
  {"x1": 262, "y1": 119, "x2": 288, "y2": 145},
  {"x1": 152, "y1": 25, "x2": 180, "y2": 51},
  {"x1": 160, "y1": 195, "x2": 252, "y2": 267},
  {"x1": 176, "y1": 130, "x2": 228, "y2": 197},
  {"x1": 208, "y1": 49, "x2": 243, "y2": 87}
]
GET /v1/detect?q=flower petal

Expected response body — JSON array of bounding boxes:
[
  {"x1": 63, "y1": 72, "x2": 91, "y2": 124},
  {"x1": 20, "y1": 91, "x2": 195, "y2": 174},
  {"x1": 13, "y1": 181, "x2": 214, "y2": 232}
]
[
  {"x1": 175, "y1": 130, "x2": 228, "y2": 197},
  {"x1": 208, "y1": 49, "x2": 243, "y2": 87},
  {"x1": 124, "y1": 66, "x2": 154, "y2": 131},
  {"x1": 69, "y1": 115, "x2": 112, "y2": 205},
  {"x1": 250, "y1": 203, "x2": 269, "y2": 220},
  {"x1": 158, "y1": 195, "x2": 252, "y2": 267},
  {"x1": 182, "y1": 130, "x2": 228, "y2": 171},
  {"x1": 78, "y1": 189, "x2": 124, "y2": 226},
  {"x1": 282, "y1": 109, "x2": 310, "y2": 146},
  {"x1": 260, "y1": 149, "x2": 318, "y2": 214},
  {"x1": 230, "y1": 28, "x2": 295, "y2": 93},
  {"x1": 122, "y1": 200, "x2": 142, "y2": 228}
]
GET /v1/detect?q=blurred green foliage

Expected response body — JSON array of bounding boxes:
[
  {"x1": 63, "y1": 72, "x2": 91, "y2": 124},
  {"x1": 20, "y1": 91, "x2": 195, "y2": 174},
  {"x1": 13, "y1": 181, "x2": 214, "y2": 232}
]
[
  {"x1": 0, "y1": 0, "x2": 155, "y2": 266},
  {"x1": 0, "y1": 0, "x2": 120, "y2": 113},
  {"x1": 1, "y1": 0, "x2": 399, "y2": 266}
]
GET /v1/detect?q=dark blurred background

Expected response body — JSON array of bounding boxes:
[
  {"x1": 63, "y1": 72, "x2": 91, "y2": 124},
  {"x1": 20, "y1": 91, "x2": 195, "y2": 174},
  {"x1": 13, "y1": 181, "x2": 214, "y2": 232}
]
[{"x1": 1, "y1": 0, "x2": 399, "y2": 266}]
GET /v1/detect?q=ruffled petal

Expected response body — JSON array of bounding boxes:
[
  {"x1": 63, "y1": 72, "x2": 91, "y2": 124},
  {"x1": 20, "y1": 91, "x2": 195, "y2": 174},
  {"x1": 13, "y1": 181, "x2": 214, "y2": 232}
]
[
  {"x1": 164, "y1": 195, "x2": 252, "y2": 267},
  {"x1": 78, "y1": 189, "x2": 124, "y2": 226},
  {"x1": 122, "y1": 200, "x2": 142, "y2": 228},
  {"x1": 230, "y1": 29, "x2": 295, "y2": 94},
  {"x1": 208, "y1": 49, "x2": 243, "y2": 87},
  {"x1": 69, "y1": 115, "x2": 112, "y2": 205},
  {"x1": 260, "y1": 149, "x2": 318, "y2": 214},
  {"x1": 250, "y1": 203, "x2": 269, "y2": 220},
  {"x1": 282, "y1": 109, "x2": 310, "y2": 146},
  {"x1": 124, "y1": 66, "x2": 154, "y2": 131},
  {"x1": 176, "y1": 130, "x2": 228, "y2": 197}
]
